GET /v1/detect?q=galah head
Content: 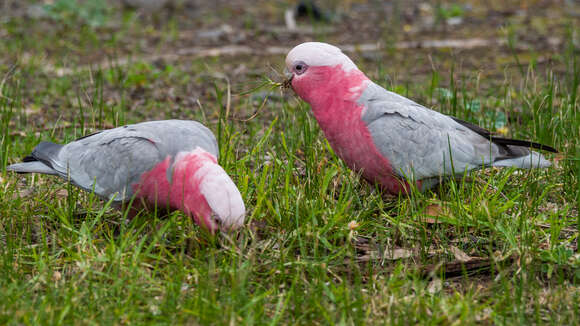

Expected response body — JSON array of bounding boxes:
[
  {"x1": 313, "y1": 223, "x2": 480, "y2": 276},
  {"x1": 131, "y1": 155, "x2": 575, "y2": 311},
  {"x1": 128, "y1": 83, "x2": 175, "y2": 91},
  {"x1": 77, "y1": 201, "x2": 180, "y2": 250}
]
[
  {"x1": 284, "y1": 42, "x2": 365, "y2": 104},
  {"x1": 285, "y1": 42, "x2": 358, "y2": 78},
  {"x1": 173, "y1": 148, "x2": 246, "y2": 232}
]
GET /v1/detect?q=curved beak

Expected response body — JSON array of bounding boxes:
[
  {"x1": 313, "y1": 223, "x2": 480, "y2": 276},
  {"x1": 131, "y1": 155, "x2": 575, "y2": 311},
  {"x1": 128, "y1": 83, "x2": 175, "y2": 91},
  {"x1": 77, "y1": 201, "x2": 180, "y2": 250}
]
[{"x1": 282, "y1": 68, "x2": 293, "y2": 89}]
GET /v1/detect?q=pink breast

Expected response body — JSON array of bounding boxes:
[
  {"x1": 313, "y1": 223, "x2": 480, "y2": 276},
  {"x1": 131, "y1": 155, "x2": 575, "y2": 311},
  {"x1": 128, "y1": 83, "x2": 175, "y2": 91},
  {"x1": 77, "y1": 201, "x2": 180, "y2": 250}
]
[
  {"x1": 134, "y1": 156, "x2": 176, "y2": 208},
  {"x1": 131, "y1": 151, "x2": 216, "y2": 229},
  {"x1": 292, "y1": 65, "x2": 412, "y2": 194}
]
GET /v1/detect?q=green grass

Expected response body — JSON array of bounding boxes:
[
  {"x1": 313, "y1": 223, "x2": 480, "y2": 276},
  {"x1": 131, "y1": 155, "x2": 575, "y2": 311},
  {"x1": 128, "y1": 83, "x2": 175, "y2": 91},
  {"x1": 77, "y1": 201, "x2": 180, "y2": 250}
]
[{"x1": 0, "y1": 1, "x2": 579, "y2": 324}]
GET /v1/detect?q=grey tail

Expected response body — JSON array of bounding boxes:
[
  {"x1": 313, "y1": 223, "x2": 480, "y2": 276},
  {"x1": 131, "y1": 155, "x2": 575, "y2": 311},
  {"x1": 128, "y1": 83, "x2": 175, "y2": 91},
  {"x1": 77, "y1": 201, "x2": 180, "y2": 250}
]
[
  {"x1": 450, "y1": 117, "x2": 556, "y2": 169},
  {"x1": 29, "y1": 141, "x2": 63, "y2": 169},
  {"x1": 493, "y1": 151, "x2": 551, "y2": 169},
  {"x1": 451, "y1": 117, "x2": 558, "y2": 153},
  {"x1": 7, "y1": 161, "x2": 58, "y2": 174},
  {"x1": 7, "y1": 141, "x2": 63, "y2": 174}
]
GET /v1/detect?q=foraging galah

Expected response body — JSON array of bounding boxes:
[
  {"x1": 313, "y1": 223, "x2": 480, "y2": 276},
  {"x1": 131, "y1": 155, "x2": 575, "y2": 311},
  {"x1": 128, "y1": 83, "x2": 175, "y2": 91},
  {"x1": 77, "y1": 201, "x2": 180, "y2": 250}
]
[
  {"x1": 7, "y1": 120, "x2": 245, "y2": 231},
  {"x1": 284, "y1": 42, "x2": 557, "y2": 194}
]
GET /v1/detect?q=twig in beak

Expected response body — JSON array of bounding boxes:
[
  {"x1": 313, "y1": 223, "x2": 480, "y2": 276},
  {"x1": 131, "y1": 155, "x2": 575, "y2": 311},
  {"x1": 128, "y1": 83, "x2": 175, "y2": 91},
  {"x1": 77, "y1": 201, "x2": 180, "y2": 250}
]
[
  {"x1": 231, "y1": 93, "x2": 270, "y2": 122},
  {"x1": 232, "y1": 77, "x2": 282, "y2": 122},
  {"x1": 282, "y1": 75, "x2": 293, "y2": 89}
]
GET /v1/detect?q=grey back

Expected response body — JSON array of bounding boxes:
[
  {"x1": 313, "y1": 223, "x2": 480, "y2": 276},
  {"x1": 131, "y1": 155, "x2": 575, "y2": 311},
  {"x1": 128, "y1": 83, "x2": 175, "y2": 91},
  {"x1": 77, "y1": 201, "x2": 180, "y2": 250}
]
[
  {"x1": 41, "y1": 120, "x2": 218, "y2": 202},
  {"x1": 359, "y1": 82, "x2": 503, "y2": 180}
]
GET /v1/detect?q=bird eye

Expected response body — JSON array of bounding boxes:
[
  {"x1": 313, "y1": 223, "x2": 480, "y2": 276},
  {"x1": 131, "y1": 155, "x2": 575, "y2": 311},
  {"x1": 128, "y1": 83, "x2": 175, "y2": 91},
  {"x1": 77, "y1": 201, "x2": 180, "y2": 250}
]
[{"x1": 293, "y1": 61, "x2": 308, "y2": 75}]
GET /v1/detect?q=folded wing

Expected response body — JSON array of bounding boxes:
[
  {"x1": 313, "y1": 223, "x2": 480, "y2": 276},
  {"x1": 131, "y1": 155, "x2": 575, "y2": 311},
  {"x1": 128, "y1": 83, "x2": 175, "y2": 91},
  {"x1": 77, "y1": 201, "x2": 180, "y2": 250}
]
[
  {"x1": 8, "y1": 120, "x2": 219, "y2": 202},
  {"x1": 360, "y1": 82, "x2": 554, "y2": 181}
]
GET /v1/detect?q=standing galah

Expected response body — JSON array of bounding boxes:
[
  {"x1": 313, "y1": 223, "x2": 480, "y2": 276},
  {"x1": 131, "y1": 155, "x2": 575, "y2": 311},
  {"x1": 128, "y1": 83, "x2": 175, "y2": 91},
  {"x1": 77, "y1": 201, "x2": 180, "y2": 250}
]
[
  {"x1": 7, "y1": 120, "x2": 245, "y2": 231},
  {"x1": 284, "y1": 42, "x2": 557, "y2": 194}
]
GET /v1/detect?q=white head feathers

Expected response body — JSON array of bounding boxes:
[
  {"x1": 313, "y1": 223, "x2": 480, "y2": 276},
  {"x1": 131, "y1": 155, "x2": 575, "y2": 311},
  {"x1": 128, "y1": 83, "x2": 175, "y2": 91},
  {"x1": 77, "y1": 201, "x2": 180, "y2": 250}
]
[
  {"x1": 196, "y1": 161, "x2": 246, "y2": 229},
  {"x1": 175, "y1": 148, "x2": 245, "y2": 230},
  {"x1": 285, "y1": 42, "x2": 358, "y2": 72}
]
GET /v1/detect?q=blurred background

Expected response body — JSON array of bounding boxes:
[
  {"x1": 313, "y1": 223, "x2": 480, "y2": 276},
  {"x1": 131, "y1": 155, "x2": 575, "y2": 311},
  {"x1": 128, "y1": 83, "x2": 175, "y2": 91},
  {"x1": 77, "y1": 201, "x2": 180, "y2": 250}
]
[{"x1": 0, "y1": 0, "x2": 578, "y2": 126}]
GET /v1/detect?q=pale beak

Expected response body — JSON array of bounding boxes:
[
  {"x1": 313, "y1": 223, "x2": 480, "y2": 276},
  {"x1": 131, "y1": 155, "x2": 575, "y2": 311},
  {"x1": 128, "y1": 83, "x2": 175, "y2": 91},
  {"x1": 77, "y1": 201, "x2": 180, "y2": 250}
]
[{"x1": 282, "y1": 68, "x2": 293, "y2": 89}]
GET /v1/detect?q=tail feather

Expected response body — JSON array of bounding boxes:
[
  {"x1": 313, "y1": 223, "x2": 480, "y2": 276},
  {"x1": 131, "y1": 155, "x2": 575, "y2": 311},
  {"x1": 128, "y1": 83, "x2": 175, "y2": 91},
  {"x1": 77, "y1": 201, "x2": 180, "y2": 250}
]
[
  {"x1": 30, "y1": 141, "x2": 63, "y2": 169},
  {"x1": 7, "y1": 161, "x2": 58, "y2": 175},
  {"x1": 7, "y1": 141, "x2": 63, "y2": 175},
  {"x1": 493, "y1": 151, "x2": 551, "y2": 169},
  {"x1": 491, "y1": 137, "x2": 558, "y2": 153},
  {"x1": 451, "y1": 117, "x2": 558, "y2": 153}
]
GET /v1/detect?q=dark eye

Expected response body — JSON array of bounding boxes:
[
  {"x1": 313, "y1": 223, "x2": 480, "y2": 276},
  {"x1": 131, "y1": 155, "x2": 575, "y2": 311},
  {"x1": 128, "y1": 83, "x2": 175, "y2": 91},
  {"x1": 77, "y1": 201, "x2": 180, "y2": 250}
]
[{"x1": 293, "y1": 61, "x2": 308, "y2": 75}]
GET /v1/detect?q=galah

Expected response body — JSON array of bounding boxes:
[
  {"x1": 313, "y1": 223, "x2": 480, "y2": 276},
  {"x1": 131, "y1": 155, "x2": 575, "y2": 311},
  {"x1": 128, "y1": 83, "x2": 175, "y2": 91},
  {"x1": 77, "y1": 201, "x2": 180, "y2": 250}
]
[
  {"x1": 7, "y1": 120, "x2": 245, "y2": 231},
  {"x1": 284, "y1": 42, "x2": 557, "y2": 194}
]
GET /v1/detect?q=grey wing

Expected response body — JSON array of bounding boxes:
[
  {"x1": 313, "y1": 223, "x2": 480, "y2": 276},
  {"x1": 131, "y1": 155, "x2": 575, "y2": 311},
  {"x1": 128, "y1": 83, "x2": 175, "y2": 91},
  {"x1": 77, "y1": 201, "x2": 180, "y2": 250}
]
[
  {"x1": 48, "y1": 120, "x2": 219, "y2": 201},
  {"x1": 128, "y1": 120, "x2": 219, "y2": 158},
  {"x1": 360, "y1": 82, "x2": 502, "y2": 180},
  {"x1": 58, "y1": 136, "x2": 161, "y2": 200}
]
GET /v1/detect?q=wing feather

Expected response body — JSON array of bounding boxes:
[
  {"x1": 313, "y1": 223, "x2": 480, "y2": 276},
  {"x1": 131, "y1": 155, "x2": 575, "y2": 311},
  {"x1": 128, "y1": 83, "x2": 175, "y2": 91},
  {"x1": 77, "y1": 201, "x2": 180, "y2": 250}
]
[
  {"x1": 33, "y1": 120, "x2": 218, "y2": 201},
  {"x1": 360, "y1": 82, "x2": 505, "y2": 180}
]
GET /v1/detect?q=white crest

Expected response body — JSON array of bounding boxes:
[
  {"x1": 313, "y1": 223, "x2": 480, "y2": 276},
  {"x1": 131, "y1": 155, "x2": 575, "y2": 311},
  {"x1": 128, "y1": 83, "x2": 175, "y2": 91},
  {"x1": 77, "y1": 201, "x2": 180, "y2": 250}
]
[{"x1": 285, "y1": 42, "x2": 358, "y2": 72}]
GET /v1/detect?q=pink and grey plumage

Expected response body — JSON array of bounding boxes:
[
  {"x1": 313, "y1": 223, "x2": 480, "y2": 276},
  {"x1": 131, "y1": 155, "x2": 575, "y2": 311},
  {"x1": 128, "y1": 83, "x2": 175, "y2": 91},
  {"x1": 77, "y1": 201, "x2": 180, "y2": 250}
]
[
  {"x1": 285, "y1": 42, "x2": 557, "y2": 194},
  {"x1": 7, "y1": 120, "x2": 245, "y2": 231}
]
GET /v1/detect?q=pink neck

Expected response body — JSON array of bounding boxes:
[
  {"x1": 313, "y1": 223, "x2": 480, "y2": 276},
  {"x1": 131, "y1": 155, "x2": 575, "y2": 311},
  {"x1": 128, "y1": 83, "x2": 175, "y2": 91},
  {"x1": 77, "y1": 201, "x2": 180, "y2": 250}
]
[
  {"x1": 134, "y1": 150, "x2": 218, "y2": 231},
  {"x1": 291, "y1": 65, "x2": 413, "y2": 194},
  {"x1": 292, "y1": 65, "x2": 369, "y2": 117},
  {"x1": 291, "y1": 65, "x2": 371, "y2": 152}
]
